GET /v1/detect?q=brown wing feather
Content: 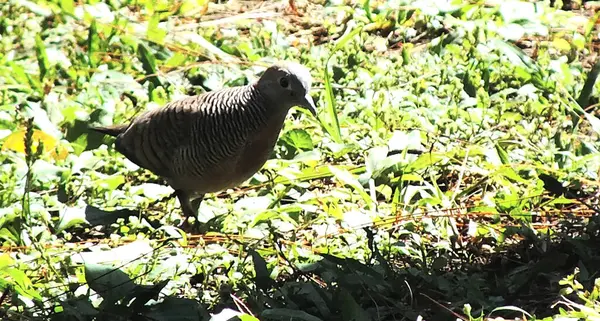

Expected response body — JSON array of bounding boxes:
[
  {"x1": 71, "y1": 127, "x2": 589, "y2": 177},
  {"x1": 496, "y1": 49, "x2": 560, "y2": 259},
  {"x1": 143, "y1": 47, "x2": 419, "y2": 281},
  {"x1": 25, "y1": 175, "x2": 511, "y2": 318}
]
[{"x1": 114, "y1": 96, "x2": 201, "y2": 178}]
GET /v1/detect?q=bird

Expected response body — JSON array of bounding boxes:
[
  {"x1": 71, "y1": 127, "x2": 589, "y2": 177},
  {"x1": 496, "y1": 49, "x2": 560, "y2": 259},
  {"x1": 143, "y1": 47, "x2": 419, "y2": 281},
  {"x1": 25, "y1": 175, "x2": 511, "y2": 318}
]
[{"x1": 91, "y1": 61, "x2": 317, "y2": 230}]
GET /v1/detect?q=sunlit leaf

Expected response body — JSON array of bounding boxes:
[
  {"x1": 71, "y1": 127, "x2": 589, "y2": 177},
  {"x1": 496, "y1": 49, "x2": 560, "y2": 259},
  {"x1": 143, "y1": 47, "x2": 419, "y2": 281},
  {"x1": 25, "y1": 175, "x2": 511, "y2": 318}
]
[
  {"x1": 329, "y1": 165, "x2": 374, "y2": 210},
  {"x1": 1, "y1": 129, "x2": 69, "y2": 161},
  {"x1": 552, "y1": 38, "x2": 571, "y2": 52},
  {"x1": 85, "y1": 263, "x2": 136, "y2": 304},
  {"x1": 34, "y1": 35, "x2": 50, "y2": 81},
  {"x1": 147, "y1": 14, "x2": 167, "y2": 44},
  {"x1": 281, "y1": 129, "x2": 314, "y2": 151}
]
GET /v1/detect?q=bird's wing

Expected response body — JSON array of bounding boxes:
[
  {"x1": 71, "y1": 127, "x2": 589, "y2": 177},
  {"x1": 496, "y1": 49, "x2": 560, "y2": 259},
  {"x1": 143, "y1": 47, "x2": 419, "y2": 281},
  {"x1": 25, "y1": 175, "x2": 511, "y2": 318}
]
[{"x1": 115, "y1": 95, "x2": 205, "y2": 177}]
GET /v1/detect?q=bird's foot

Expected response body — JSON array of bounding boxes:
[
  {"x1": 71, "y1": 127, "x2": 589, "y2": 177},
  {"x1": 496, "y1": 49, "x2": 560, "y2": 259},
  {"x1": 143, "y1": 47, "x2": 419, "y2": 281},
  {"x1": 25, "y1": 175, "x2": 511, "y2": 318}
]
[{"x1": 179, "y1": 216, "x2": 206, "y2": 234}]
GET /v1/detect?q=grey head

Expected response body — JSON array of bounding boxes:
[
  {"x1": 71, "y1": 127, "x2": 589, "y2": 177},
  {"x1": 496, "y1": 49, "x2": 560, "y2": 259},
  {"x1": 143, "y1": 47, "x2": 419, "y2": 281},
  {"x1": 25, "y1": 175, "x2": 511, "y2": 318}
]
[{"x1": 254, "y1": 61, "x2": 317, "y2": 117}]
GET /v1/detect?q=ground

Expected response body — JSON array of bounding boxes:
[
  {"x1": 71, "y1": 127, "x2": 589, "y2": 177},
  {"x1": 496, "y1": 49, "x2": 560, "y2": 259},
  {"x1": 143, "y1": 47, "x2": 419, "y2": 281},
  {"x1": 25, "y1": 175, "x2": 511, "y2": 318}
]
[{"x1": 1, "y1": 0, "x2": 600, "y2": 320}]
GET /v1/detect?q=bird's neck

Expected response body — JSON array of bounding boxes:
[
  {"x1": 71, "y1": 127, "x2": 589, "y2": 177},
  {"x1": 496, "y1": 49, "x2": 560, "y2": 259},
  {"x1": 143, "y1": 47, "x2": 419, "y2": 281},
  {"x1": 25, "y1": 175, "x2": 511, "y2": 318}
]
[{"x1": 250, "y1": 85, "x2": 292, "y2": 119}]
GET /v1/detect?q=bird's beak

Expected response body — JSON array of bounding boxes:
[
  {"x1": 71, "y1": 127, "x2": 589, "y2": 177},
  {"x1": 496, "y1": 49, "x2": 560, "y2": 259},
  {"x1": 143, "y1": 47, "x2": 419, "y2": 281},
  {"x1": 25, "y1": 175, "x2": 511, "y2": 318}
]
[{"x1": 301, "y1": 94, "x2": 317, "y2": 117}]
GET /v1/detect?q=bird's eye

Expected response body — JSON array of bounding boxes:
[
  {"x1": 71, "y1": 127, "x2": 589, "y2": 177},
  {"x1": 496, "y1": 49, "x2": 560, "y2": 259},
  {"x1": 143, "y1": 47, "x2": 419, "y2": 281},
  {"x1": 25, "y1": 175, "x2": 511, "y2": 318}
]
[{"x1": 279, "y1": 77, "x2": 289, "y2": 88}]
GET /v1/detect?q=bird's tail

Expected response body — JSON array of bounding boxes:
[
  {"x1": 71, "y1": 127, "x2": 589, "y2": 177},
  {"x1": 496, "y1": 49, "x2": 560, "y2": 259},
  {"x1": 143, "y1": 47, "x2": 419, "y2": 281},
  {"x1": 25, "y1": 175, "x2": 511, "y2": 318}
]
[{"x1": 90, "y1": 124, "x2": 128, "y2": 137}]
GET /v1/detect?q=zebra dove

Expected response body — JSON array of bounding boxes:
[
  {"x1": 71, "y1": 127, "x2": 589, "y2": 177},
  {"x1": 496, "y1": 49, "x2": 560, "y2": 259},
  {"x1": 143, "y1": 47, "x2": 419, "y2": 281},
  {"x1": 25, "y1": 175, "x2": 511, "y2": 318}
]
[{"x1": 91, "y1": 62, "x2": 316, "y2": 229}]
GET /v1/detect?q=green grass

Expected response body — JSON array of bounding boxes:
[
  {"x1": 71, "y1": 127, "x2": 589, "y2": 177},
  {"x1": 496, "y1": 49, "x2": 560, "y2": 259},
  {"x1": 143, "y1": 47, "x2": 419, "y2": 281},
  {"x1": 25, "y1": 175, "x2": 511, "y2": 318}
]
[{"x1": 1, "y1": 0, "x2": 600, "y2": 320}]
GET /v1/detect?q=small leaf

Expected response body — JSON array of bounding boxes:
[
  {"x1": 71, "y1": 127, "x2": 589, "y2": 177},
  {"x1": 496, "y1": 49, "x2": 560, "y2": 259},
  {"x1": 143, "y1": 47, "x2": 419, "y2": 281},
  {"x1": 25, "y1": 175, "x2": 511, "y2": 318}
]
[
  {"x1": 147, "y1": 14, "x2": 167, "y2": 44},
  {"x1": 59, "y1": 0, "x2": 74, "y2": 15},
  {"x1": 137, "y1": 42, "x2": 162, "y2": 88},
  {"x1": 248, "y1": 249, "x2": 273, "y2": 290},
  {"x1": 552, "y1": 38, "x2": 571, "y2": 52},
  {"x1": 178, "y1": 0, "x2": 210, "y2": 16},
  {"x1": 281, "y1": 129, "x2": 314, "y2": 151},
  {"x1": 87, "y1": 20, "x2": 101, "y2": 68},
  {"x1": 329, "y1": 165, "x2": 374, "y2": 210},
  {"x1": 34, "y1": 35, "x2": 50, "y2": 81},
  {"x1": 494, "y1": 143, "x2": 510, "y2": 165}
]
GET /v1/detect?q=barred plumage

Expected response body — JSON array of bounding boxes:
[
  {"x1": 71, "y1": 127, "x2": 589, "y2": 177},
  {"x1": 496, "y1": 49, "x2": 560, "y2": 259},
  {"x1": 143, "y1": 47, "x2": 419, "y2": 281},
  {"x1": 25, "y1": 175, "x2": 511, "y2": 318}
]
[{"x1": 90, "y1": 62, "x2": 317, "y2": 231}]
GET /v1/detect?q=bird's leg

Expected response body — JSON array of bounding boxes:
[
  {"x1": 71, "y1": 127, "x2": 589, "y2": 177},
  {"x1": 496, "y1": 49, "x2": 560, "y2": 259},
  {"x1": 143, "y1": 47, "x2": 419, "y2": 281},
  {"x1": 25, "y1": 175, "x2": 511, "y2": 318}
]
[
  {"x1": 188, "y1": 194, "x2": 205, "y2": 232},
  {"x1": 190, "y1": 194, "x2": 205, "y2": 214},
  {"x1": 176, "y1": 189, "x2": 196, "y2": 224},
  {"x1": 176, "y1": 190, "x2": 205, "y2": 233}
]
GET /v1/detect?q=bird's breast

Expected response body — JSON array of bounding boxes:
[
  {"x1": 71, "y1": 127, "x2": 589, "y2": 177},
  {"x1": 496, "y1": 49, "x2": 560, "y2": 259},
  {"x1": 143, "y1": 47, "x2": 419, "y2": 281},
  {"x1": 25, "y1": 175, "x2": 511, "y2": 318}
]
[
  {"x1": 171, "y1": 112, "x2": 287, "y2": 194},
  {"x1": 233, "y1": 115, "x2": 286, "y2": 183}
]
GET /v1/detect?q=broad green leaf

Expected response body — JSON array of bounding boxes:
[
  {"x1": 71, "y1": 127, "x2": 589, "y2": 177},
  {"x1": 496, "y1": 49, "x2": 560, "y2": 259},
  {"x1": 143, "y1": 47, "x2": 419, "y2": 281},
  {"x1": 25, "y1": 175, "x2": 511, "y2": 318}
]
[
  {"x1": 56, "y1": 209, "x2": 87, "y2": 232},
  {"x1": 0, "y1": 253, "x2": 13, "y2": 269},
  {"x1": 85, "y1": 263, "x2": 136, "y2": 303},
  {"x1": 281, "y1": 129, "x2": 314, "y2": 151},
  {"x1": 239, "y1": 314, "x2": 260, "y2": 321},
  {"x1": 337, "y1": 289, "x2": 371, "y2": 321},
  {"x1": 96, "y1": 174, "x2": 126, "y2": 190},
  {"x1": 405, "y1": 153, "x2": 445, "y2": 172},
  {"x1": 3, "y1": 267, "x2": 42, "y2": 301}
]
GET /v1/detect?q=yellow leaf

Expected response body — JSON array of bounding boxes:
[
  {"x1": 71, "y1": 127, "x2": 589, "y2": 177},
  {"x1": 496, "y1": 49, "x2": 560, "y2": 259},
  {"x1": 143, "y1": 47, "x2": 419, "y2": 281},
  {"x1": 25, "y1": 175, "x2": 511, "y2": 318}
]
[
  {"x1": 552, "y1": 38, "x2": 571, "y2": 52},
  {"x1": 2, "y1": 129, "x2": 69, "y2": 161},
  {"x1": 179, "y1": 0, "x2": 209, "y2": 16}
]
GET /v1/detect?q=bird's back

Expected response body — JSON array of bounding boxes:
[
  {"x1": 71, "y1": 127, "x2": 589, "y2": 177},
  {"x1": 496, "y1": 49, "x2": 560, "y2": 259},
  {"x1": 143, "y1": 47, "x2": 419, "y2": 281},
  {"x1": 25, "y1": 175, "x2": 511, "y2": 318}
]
[{"x1": 112, "y1": 84, "x2": 284, "y2": 193}]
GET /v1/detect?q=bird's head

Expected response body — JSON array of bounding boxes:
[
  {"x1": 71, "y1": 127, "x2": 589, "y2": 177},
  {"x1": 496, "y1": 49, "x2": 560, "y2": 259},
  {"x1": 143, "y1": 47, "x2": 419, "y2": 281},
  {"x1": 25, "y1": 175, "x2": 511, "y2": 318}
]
[{"x1": 255, "y1": 61, "x2": 317, "y2": 117}]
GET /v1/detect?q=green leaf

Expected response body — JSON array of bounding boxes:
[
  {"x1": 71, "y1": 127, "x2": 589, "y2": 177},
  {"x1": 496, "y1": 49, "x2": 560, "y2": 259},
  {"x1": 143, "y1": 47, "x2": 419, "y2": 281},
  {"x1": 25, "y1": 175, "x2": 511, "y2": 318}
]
[
  {"x1": 336, "y1": 288, "x2": 372, "y2": 321},
  {"x1": 137, "y1": 42, "x2": 162, "y2": 88},
  {"x1": 405, "y1": 153, "x2": 445, "y2": 172},
  {"x1": 248, "y1": 249, "x2": 273, "y2": 290},
  {"x1": 329, "y1": 165, "x2": 374, "y2": 210},
  {"x1": 281, "y1": 129, "x2": 314, "y2": 151},
  {"x1": 97, "y1": 174, "x2": 125, "y2": 190},
  {"x1": 3, "y1": 267, "x2": 42, "y2": 301},
  {"x1": 363, "y1": 0, "x2": 372, "y2": 22},
  {"x1": 56, "y1": 206, "x2": 89, "y2": 232},
  {"x1": 59, "y1": 0, "x2": 74, "y2": 15},
  {"x1": 494, "y1": 143, "x2": 510, "y2": 165},
  {"x1": 322, "y1": 23, "x2": 363, "y2": 144},
  {"x1": 239, "y1": 314, "x2": 261, "y2": 321},
  {"x1": 85, "y1": 263, "x2": 136, "y2": 304},
  {"x1": 147, "y1": 14, "x2": 167, "y2": 44},
  {"x1": 34, "y1": 35, "x2": 50, "y2": 81},
  {"x1": 87, "y1": 20, "x2": 100, "y2": 68}
]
